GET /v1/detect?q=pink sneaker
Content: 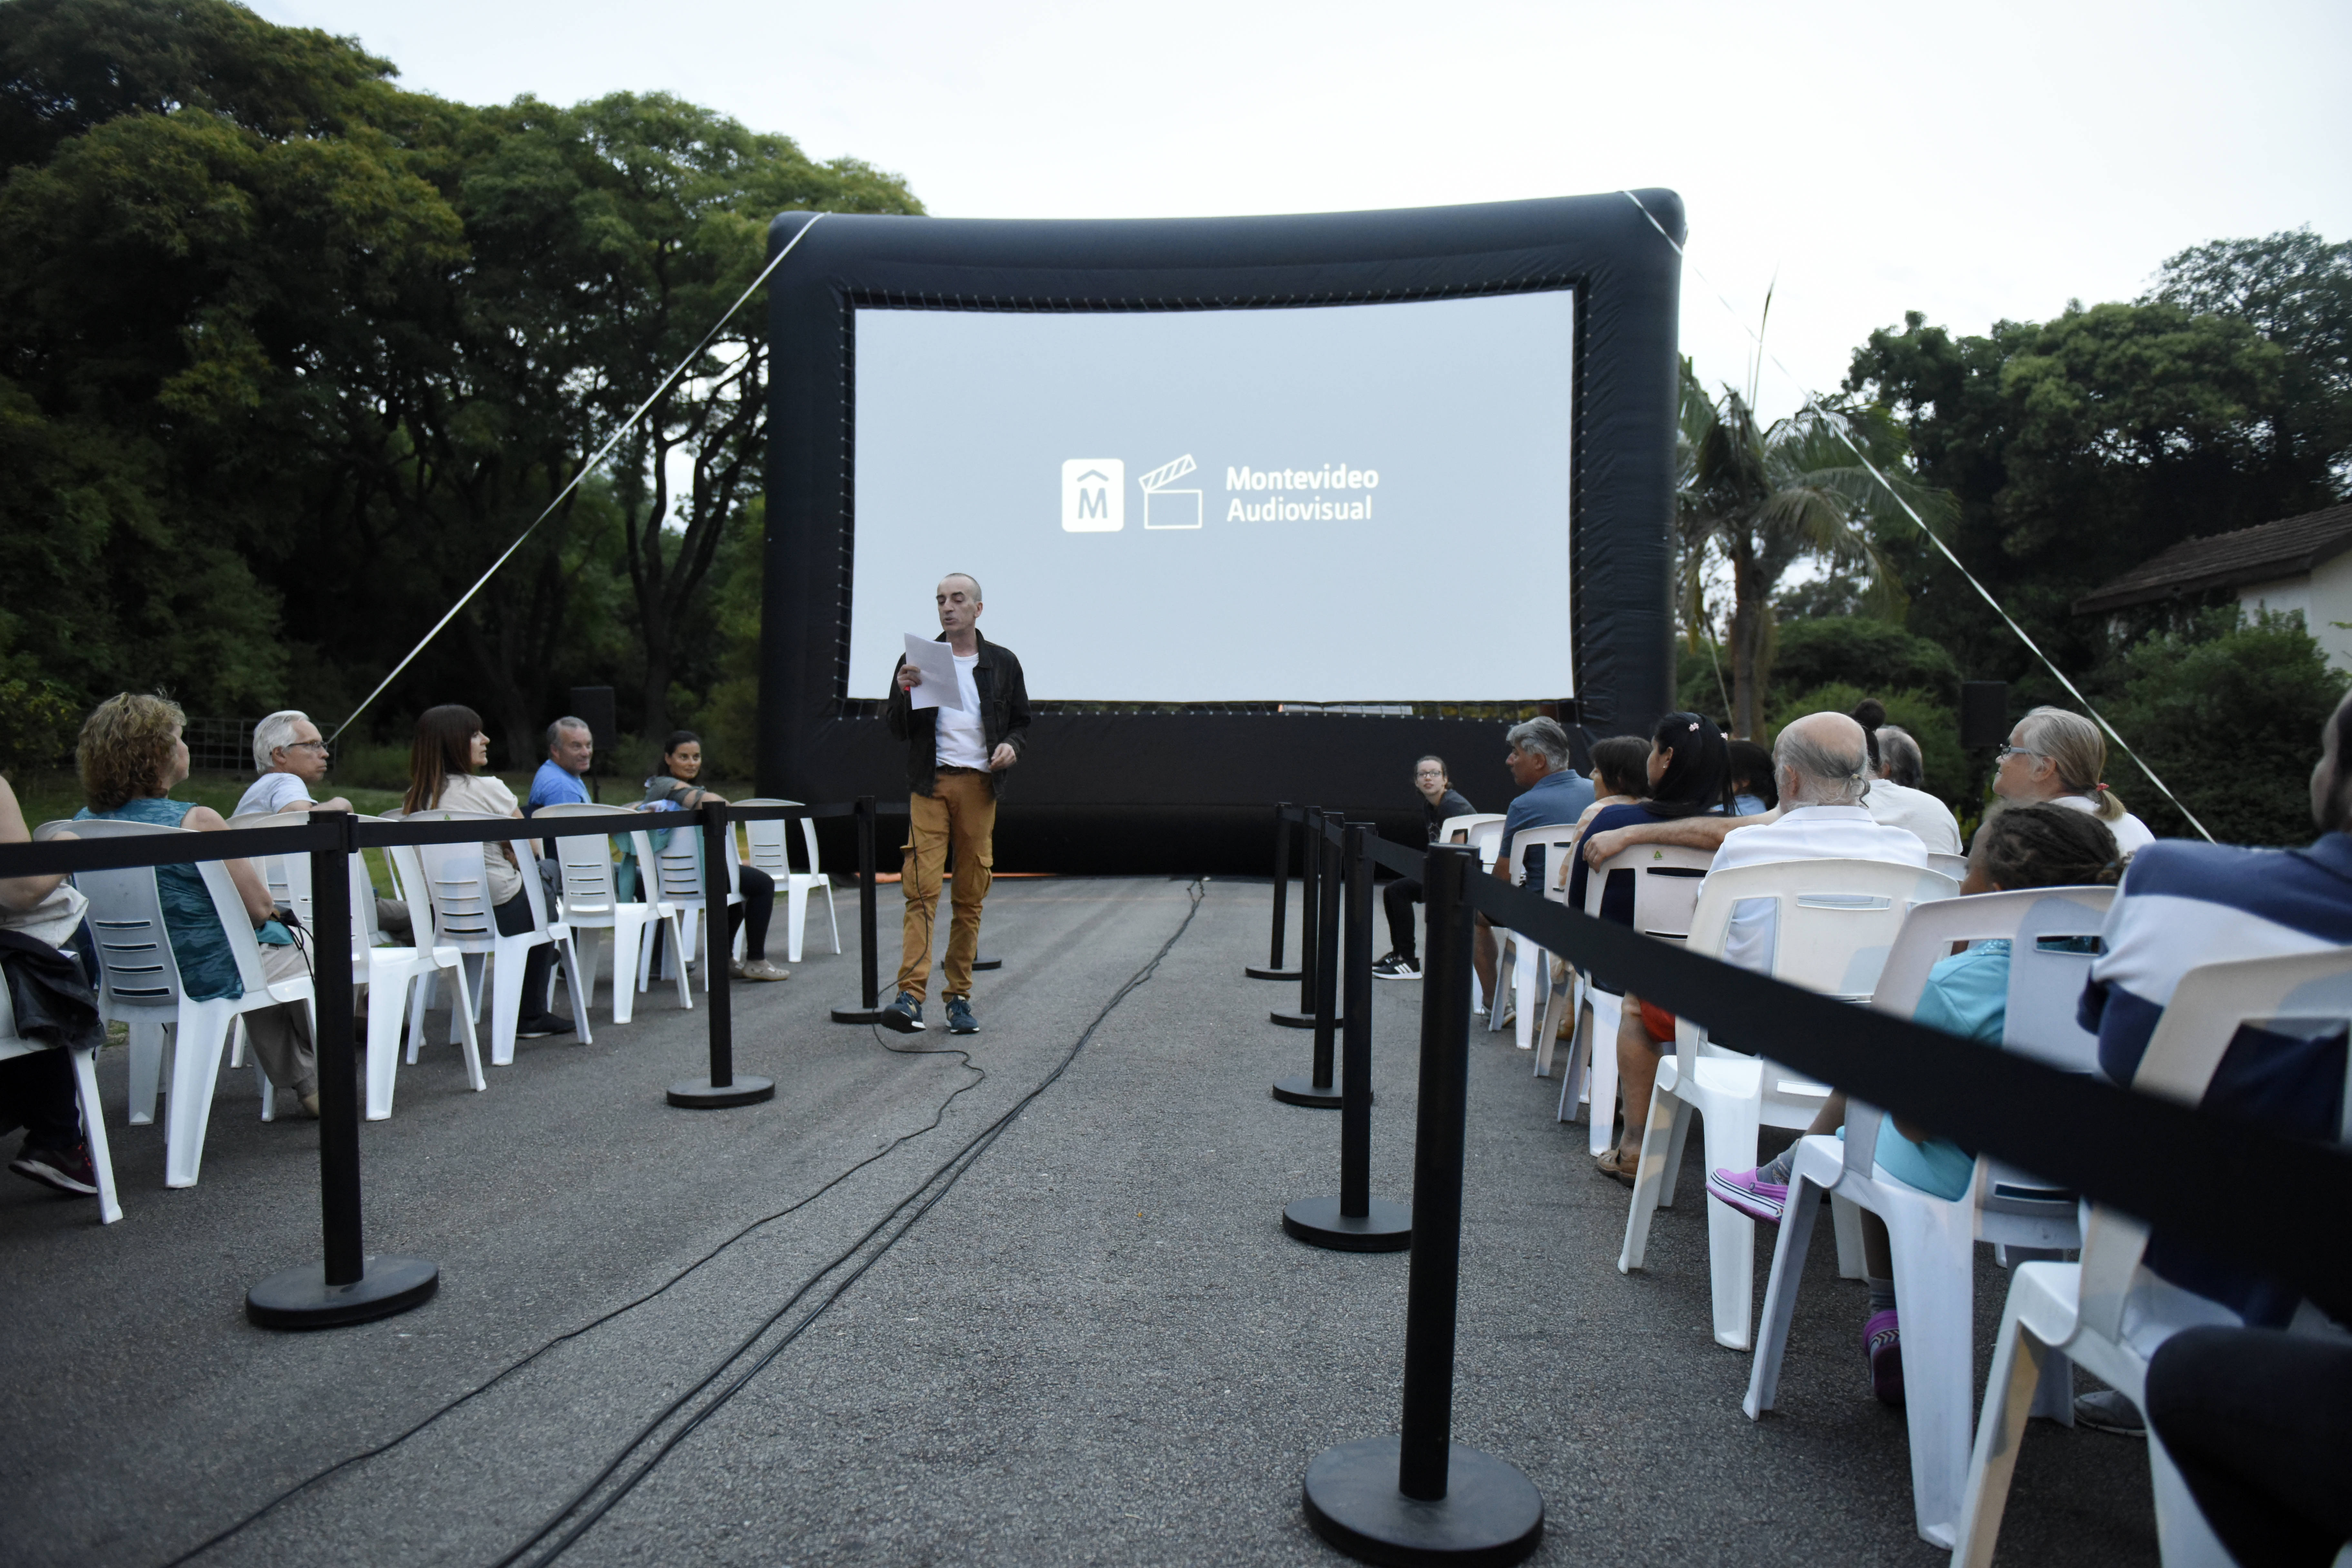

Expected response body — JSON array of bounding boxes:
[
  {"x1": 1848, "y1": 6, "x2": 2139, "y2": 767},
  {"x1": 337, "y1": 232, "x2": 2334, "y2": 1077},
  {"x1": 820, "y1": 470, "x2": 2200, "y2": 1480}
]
[
  {"x1": 1866, "y1": 1308, "x2": 1905, "y2": 1406},
  {"x1": 1706, "y1": 1165, "x2": 1788, "y2": 1223}
]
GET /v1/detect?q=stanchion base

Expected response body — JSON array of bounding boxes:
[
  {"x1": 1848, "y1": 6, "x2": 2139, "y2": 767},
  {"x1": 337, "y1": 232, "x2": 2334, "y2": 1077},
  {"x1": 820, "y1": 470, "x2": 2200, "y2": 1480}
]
[
  {"x1": 1271, "y1": 1074, "x2": 1371, "y2": 1109},
  {"x1": 1303, "y1": 1436, "x2": 1543, "y2": 1567},
  {"x1": 1271, "y1": 1008, "x2": 1343, "y2": 1030},
  {"x1": 831, "y1": 1002, "x2": 887, "y2": 1024},
  {"x1": 1282, "y1": 1195, "x2": 1411, "y2": 1252},
  {"x1": 1246, "y1": 965, "x2": 1303, "y2": 981},
  {"x1": 246, "y1": 1254, "x2": 439, "y2": 1330},
  {"x1": 972, "y1": 956, "x2": 1002, "y2": 971},
  {"x1": 668, "y1": 1074, "x2": 776, "y2": 1109}
]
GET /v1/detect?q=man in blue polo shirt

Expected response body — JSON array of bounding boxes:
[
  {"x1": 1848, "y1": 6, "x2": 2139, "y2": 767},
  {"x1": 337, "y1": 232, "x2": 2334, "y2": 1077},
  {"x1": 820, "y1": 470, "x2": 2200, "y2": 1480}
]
[
  {"x1": 2068, "y1": 688, "x2": 2352, "y2": 1431},
  {"x1": 1472, "y1": 716, "x2": 1594, "y2": 1012},
  {"x1": 526, "y1": 717, "x2": 595, "y2": 815}
]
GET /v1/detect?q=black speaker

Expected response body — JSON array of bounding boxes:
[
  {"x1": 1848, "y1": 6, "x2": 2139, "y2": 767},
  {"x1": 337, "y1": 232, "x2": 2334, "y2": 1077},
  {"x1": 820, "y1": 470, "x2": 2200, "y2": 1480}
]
[
  {"x1": 568, "y1": 686, "x2": 616, "y2": 767},
  {"x1": 1959, "y1": 682, "x2": 2009, "y2": 750}
]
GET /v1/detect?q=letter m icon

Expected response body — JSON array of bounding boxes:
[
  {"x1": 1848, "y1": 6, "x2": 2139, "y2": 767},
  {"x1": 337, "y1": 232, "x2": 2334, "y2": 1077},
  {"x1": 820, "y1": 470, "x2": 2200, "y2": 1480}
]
[{"x1": 1061, "y1": 458, "x2": 1124, "y2": 532}]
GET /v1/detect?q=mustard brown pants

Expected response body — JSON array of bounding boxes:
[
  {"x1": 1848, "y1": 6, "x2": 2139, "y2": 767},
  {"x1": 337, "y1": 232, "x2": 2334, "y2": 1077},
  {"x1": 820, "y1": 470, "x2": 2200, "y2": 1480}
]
[{"x1": 895, "y1": 769, "x2": 995, "y2": 1003}]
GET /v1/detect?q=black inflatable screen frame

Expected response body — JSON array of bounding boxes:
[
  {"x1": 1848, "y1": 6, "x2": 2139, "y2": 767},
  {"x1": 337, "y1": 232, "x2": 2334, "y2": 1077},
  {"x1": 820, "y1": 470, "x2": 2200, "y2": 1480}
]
[{"x1": 760, "y1": 190, "x2": 1684, "y2": 873}]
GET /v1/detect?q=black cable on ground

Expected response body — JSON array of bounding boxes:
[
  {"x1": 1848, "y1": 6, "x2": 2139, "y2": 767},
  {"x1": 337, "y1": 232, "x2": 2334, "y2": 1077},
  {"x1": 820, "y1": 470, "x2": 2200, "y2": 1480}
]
[
  {"x1": 156, "y1": 878, "x2": 1205, "y2": 1568},
  {"x1": 496, "y1": 879, "x2": 1206, "y2": 1568}
]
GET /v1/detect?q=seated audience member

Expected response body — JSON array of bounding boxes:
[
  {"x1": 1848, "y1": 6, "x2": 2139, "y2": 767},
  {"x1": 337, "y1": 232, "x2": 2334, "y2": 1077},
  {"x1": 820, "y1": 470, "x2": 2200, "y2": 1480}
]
[
  {"x1": 404, "y1": 704, "x2": 573, "y2": 1037},
  {"x1": 642, "y1": 731, "x2": 788, "y2": 983},
  {"x1": 1586, "y1": 714, "x2": 1930, "y2": 1182},
  {"x1": 1564, "y1": 712, "x2": 1735, "y2": 1180},
  {"x1": 75, "y1": 694, "x2": 323, "y2": 1113},
  {"x1": 234, "y1": 710, "x2": 352, "y2": 817},
  {"x1": 1727, "y1": 739, "x2": 1778, "y2": 816},
  {"x1": 1567, "y1": 735, "x2": 1652, "y2": 839},
  {"x1": 0, "y1": 773, "x2": 102, "y2": 1196},
  {"x1": 2059, "y1": 686, "x2": 2352, "y2": 1434},
  {"x1": 2143, "y1": 1326, "x2": 2352, "y2": 1568},
  {"x1": 526, "y1": 717, "x2": 594, "y2": 814},
  {"x1": 234, "y1": 709, "x2": 411, "y2": 938},
  {"x1": 1995, "y1": 704, "x2": 2154, "y2": 853},
  {"x1": 1710, "y1": 804, "x2": 2119, "y2": 1404},
  {"x1": 1472, "y1": 718, "x2": 1595, "y2": 1012},
  {"x1": 1852, "y1": 700, "x2": 1963, "y2": 856},
  {"x1": 1373, "y1": 755, "x2": 1474, "y2": 980}
]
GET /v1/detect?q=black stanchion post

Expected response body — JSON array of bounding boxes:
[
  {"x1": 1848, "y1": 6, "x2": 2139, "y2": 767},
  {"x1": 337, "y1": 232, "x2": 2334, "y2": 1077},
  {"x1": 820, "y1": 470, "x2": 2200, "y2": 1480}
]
[
  {"x1": 670, "y1": 802, "x2": 775, "y2": 1108},
  {"x1": 1300, "y1": 844, "x2": 1543, "y2": 1564},
  {"x1": 1272, "y1": 807, "x2": 1334, "y2": 1029},
  {"x1": 247, "y1": 811, "x2": 438, "y2": 1328},
  {"x1": 1246, "y1": 801, "x2": 1300, "y2": 981},
  {"x1": 1275, "y1": 815, "x2": 1349, "y2": 1106},
  {"x1": 1282, "y1": 821, "x2": 1409, "y2": 1249},
  {"x1": 832, "y1": 795, "x2": 886, "y2": 1024}
]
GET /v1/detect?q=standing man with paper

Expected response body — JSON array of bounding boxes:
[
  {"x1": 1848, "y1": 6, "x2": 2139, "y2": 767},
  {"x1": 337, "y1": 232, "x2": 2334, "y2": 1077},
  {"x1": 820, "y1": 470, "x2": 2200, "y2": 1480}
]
[{"x1": 880, "y1": 573, "x2": 1031, "y2": 1034}]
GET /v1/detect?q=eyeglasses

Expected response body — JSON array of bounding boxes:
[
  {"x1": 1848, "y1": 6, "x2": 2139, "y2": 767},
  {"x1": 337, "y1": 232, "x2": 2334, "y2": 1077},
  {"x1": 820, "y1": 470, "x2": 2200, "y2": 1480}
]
[
  {"x1": 1994, "y1": 745, "x2": 2041, "y2": 761},
  {"x1": 284, "y1": 740, "x2": 328, "y2": 754}
]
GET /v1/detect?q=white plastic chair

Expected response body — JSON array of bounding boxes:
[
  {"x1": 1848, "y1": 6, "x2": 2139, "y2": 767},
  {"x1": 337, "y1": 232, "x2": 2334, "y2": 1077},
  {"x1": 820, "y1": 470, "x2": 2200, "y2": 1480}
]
[
  {"x1": 64, "y1": 818, "x2": 315, "y2": 1188},
  {"x1": 1552, "y1": 841, "x2": 1715, "y2": 1155},
  {"x1": 0, "y1": 964, "x2": 122, "y2": 1224},
  {"x1": 328, "y1": 818, "x2": 486, "y2": 1120},
  {"x1": 536, "y1": 803, "x2": 690, "y2": 1024},
  {"x1": 1436, "y1": 812, "x2": 1504, "y2": 849},
  {"x1": 1619, "y1": 857, "x2": 1960, "y2": 1349},
  {"x1": 407, "y1": 811, "x2": 590, "y2": 1066},
  {"x1": 1488, "y1": 824, "x2": 1581, "y2": 1049},
  {"x1": 1743, "y1": 886, "x2": 2114, "y2": 1547},
  {"x1": 1927, "y1": 851, "x2": 1970, "y2": 882},
  {"x1": 737, "y1": 798, "x2": 839, "y2": 963},
  {"x1": 638, "y1": 821, "x2": 743, "y2": 991},
  {"x1": 1951, "y1": 946, "x2": 2352, "y2": 1568}
]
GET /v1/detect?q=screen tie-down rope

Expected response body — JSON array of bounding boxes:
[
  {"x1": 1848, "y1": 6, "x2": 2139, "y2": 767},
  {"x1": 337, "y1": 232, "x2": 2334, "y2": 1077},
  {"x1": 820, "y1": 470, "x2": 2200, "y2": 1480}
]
[
  {"x1": 1620, "y1": 190, "x2": 2215, "y2": 844},
  {"x1": 328, "y1": 210, "x2": 831, "y2": 744}
]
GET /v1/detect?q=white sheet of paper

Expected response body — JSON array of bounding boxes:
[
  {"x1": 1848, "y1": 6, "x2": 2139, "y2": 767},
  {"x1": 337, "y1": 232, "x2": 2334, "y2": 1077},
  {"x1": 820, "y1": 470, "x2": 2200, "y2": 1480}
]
[{"x1": 901, "y1": 633, "x2": 965, "y2": 712}]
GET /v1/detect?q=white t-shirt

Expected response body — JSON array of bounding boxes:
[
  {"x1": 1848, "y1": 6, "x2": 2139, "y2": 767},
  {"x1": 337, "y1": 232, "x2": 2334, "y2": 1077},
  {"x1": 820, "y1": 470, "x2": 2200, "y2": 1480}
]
[
  {"x1": 235, "y1": 771, "x2": 313, "y2": 818},
  {"x1": 933, "y1": 652, "x2": 989, "y2": 770},
  {"x1": 2050, "y1": 791, "x2": 2155, "y2": 855},
  {"x1": 1862, "y1": 778, "x2": 1963, "y2": 857}
]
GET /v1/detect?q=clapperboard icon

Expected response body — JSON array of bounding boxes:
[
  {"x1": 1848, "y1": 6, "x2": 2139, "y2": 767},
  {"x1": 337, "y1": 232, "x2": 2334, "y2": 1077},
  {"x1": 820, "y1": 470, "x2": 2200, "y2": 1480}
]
[{"x1": 1138, "y1": 454, "x2": 1202, "y2": 530}]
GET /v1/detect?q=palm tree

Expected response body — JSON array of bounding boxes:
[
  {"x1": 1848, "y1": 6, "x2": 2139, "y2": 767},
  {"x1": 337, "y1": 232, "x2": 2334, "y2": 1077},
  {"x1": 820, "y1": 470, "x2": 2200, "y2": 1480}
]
[{"x1": 1674, "y1": 361, "x2": 1954, "y2": 737}]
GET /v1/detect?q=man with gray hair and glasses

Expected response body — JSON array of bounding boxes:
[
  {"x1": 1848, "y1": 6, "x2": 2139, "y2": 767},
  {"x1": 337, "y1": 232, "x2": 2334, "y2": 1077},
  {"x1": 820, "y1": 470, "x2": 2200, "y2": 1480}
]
[
  {"x1": 235, "y1": 710, "x2": 353, "y2": 817},
  {"x1": 1472, "y1": 716, "x2": 1594, "y2": 1014}
]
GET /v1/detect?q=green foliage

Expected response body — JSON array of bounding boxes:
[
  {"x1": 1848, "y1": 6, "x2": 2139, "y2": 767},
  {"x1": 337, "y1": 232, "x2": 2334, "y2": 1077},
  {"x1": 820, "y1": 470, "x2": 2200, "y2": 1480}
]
[
  {"x1": 2099, "y1": 608, "x2": 2347, "y2": 847},
  {"x1": 1770, "y1": 618, "x2": 1962, "y2": 706},
  {"x1": 0, "y1": 0, "x2": 919, "y2": 772},
  {"x1": 1764, "y1": 682, "x2": 1969, "y2": 812}
]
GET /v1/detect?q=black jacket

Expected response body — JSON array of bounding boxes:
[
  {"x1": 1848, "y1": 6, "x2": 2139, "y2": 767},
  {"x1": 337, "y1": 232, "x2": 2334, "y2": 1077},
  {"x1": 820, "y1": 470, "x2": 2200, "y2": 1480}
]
[{"x1": 885, "y1": 632, "x2": 1032, "y2": 798}]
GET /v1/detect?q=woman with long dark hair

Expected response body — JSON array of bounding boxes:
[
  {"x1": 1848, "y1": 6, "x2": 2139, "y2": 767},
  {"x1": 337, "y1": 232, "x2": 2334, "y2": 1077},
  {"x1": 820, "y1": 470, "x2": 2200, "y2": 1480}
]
[
  {"x1": 1564, "y1": 712, "x2": 1735, "y2": 1182},
  {"x1": 642, "y1": 732, "x2": 787, "y2": 982},
  {"x1": 405, "y1": 704, "x2": 571, "y2": 1038}
]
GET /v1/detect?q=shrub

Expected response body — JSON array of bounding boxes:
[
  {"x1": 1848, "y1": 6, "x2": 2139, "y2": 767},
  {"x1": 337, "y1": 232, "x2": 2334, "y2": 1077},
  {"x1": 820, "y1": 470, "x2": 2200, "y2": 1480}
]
[
  {"x1": 1770, "y1": 618, "x2": 1962, "y2": 707},
  {"x1": 1765, "y1": 682, "x2": 1971, "y2": 812}
]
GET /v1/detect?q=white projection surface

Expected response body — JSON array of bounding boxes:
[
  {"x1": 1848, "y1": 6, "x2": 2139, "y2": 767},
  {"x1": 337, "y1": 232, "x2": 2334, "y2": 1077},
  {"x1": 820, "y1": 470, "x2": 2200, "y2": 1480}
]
[{"x1": 848, "y1": 290, "x2": 1573, "y2": 703}]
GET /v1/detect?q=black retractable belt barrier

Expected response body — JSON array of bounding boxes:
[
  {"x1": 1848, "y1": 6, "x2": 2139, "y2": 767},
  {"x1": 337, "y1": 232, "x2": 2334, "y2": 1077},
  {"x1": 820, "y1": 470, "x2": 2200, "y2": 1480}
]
[
  {"x1": 1283, "y1": 821, "x2": 1409, "y2": 1251},
  {"x1": 1275, "y1": 816, "x2": 1349, "y2": 1106},
  {"x1": 831, "y1": 795, "x2": 886, "y2": 1024},
  {"x1": 1303, "y1": 844, "x2": 1544, "y2": 1563},
  {"x1": 247, "y1": 810, "x2": 439, "y2": 1328},
  {"x1": 669, "y1": 801, "x2": 776, "y2": 1109},
  {"x1": 1246, "y1": 802, "x2": 1301, "y2": 981},
  {"x1": 1273, "y1": 807, "x2": 1338, "y2": 1030}
]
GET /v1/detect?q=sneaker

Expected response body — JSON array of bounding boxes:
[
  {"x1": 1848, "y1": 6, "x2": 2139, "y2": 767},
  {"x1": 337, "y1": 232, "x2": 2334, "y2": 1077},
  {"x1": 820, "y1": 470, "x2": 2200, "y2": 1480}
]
[
  {"x1": 1707, "y1": 1166, "x2": 1789, "y2": 1224},
  {"x1": 944, "y1": 995, "x2": 979, "y2": 1034},
  {"x1": 517, "y1": 1014, "x2": 575, "y2": 1039},
  {"x1": 11, "y1": 1139, "x2": 98, "y2": 1197},
  {"x1": 731, "y1": 958, "x2": 791, "y2": 983},
  {"x1": 1371, "y1": 952, "x2": 1422, "y2": 980},
  {"x1": 2074, "y1": 1388, "x2": 2145, "y2": 1437},
  {"x1": 1865, "y1": 1308, "x2": 1905, "y2": 1406},
  {"x1": 879, "y1": 991, "x2": 925, "y2": 1034}
]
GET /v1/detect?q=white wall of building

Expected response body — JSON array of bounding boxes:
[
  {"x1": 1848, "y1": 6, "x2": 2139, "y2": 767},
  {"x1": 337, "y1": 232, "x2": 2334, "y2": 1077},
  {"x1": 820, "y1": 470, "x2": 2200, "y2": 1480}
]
[{"x1": 2239, "y1": 549, "x2": 2352, "y2": 671}]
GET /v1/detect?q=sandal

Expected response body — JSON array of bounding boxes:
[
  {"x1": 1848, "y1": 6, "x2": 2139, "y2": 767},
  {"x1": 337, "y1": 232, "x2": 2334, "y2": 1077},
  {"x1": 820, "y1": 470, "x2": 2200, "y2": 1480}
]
[{"x1": 1594, "y1": 1146, "x2": 1638, "y2": 1186}]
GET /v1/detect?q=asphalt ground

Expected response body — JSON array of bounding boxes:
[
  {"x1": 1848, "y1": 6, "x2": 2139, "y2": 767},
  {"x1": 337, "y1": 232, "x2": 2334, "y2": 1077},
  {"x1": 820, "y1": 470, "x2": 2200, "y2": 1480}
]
[{"x1": 0, "y1": 876, "x2": 2157, "y2": 1567}]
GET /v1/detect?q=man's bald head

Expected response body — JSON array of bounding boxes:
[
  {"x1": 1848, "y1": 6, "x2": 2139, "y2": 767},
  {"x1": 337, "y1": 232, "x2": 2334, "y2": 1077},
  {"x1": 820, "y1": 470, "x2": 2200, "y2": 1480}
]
[
  {"x1": 939, "y1": 573, "x2": 981, "y2": 603},
  {"x1": 1774, "y1": 712, "x2": 1871, "y2": 806}
]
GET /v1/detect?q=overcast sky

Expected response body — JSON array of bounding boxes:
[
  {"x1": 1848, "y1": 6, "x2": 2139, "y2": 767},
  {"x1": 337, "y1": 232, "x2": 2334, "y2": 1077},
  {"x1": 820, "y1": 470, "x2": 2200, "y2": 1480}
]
[{"x1": 254, "y1": 0, "x2": 2352, "y2": 423}]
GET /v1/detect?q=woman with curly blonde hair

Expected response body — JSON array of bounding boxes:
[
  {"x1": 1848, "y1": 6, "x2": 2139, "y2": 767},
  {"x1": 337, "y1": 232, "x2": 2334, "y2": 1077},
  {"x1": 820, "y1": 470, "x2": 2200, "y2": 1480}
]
[{"x1": 74, "y1": 694, "x2": 319, "y2": 1116}]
